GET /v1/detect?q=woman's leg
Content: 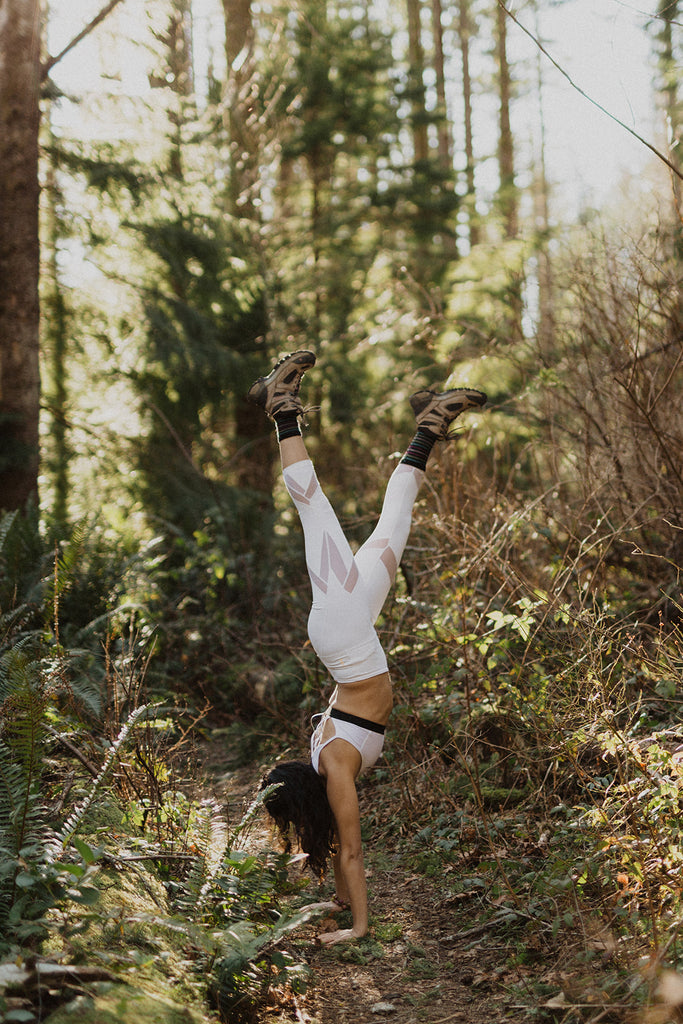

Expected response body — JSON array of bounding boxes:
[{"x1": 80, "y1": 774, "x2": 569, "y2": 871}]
[
  {"x1": 282, "y1": 456, "x2": 386, "y2": 682},
  {"x1": 354, "y1": 463, "x2": 423, "y2": 624},
  {"x1": 249, "y1": 351, "x2": 486, "y2": 681},
  {"x1": 352, "y1": 383, "x2": 487, "y2": 623},
  {"x1": 249, "y1": 350, "x2": 383, "y2": 682}
]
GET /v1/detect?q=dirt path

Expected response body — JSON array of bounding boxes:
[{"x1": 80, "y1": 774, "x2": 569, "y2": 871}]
[
  {"x1": 294, "y1": 864, "x2": 534, "y2": 1024},
  {"x1": 216, "y1": 760, "x2": 540, "y2": 1024}
]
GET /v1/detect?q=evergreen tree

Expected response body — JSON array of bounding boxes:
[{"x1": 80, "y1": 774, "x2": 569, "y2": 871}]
[
  {"x1": 220, "y1": 0, "x2": 273, "y2": 496},
  {"x1": 264, "y1": 0, "x2": 407, "y2": 436},
  {"x1": 113, "y1": 0, "x2": 270, "y2": 533}
]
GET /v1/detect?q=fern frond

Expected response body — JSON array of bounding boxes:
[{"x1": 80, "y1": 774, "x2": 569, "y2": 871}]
[
  {"x1": 41, "y1": 647, "x2": 103, "y2": 718},
  {"x1": 230, "y1": 785, "x2": 273, "y2": 850},
  {"x1": 0, "y1": 739, "x2": 44, "y2": 858},
  {"x1": 0, "y1": 741, "x2": 28, "y2": 833},
  {"x1": 0, "y1": 510, "x2": 19, "y2": 555},
  {"x1": 181, "y1": 798, "x2": 230, "y2": 920},
  {"x1": 0, "y1": 647, "x2": 48, "y2": 858},
  {"x1": 51, "y1": 702, "x2": 160, "y2": 855},
  {"x1": 0, "y1": 605, "x2": 36, "y2": 648},
  {"x1": 46, "y1": 520, "x2": 90, "y2": 608}
]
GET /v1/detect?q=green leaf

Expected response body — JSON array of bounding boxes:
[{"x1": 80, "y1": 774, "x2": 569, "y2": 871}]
[
  {"x1": 54, "y1": 861, "x2": 85, "y2": 878},
  {"x1": 73, "y1": 837, "x2": 99, "y2": 865},
  {"x1": 70, "y1": 887, "x2": 100, "y2": 907},
  {"x1": 13, "y1": 872, "x2": 35, "y2": 889}
]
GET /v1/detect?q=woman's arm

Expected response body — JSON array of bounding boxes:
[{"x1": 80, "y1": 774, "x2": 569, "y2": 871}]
[{"x1": 318, "y1": 745, "x2": 367, "y2": 944}]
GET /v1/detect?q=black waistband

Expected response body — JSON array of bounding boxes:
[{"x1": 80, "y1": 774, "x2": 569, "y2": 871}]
[{"x1": 330, "y1": 707, "x2": 385, "y2": 735}]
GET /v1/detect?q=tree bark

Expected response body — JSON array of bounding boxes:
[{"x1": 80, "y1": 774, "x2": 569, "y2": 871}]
[
  {"x1": 44, "y1": 117, "x2": 70, "y2": 529},
  {"x1": 532, "y1": 3, "x2": 554, "y2": 361},
  {"x1": 458, "y1": 0, "x2": 479, "y2": 248},
  {"x1": 656, "y1": 0, "x2": 681, "y2": 260},
  {"x1": 222, "y1": 0, "x2": 273, "y2": 493},
  {"x1": 431, "y1": 0, "x2": 451, "y2": 171},
  {"x1": 406, "y1": 0, "x2": 429, "y2": 165},
  {"x1": 495, "y1": 1, "x2": 517, "y2": 239},
  {"x1": 0, "y1": 0, "x2": 42, "y2": 511}
]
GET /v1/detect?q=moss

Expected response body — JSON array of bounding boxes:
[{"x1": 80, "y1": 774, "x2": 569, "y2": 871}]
[
  {"x1": 43, "y1": 983, "x2": 211, "y2": 1024},
  {"x1": 65, "y1": 860, "x2": 187, "y2": 964},
  {"x1": 45, "y1": 856, "x2": 209, "y2": 1014}
]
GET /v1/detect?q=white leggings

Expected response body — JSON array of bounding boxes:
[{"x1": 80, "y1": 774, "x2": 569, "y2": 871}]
[{"x1": 282, "y1": 459, "x2": 424, "y2": 683}]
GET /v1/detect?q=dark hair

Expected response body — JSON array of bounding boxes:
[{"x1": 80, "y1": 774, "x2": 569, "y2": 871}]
[{"x1": 260, "y1": 760, "x2": 336, "y2": 877}]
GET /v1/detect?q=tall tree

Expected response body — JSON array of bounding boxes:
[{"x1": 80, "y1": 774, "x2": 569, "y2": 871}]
[
  {"x1": 0, "y1": 0, "x2": 42, "y2": 511},
  {"x1": 431, "y1": 0, "x2": 457, "y2": 260},
  {"x1": 0, "y1": 0, "x2": 124, "y2": 512},
  {"x1": 121, "y1": 0, "x2": 258, "y2": 529},
  {"x1": 531, "y1": 1, "x2": 554, "y2": 360},
  {"x1": 43, "y1": 118, "x2": 71, "y2": 529},
  {"x1": 457, "y1": 0, "x2": 479, "y2": 249},
  {"x1": 652, "y1": 0, "x2": 681, "y2": 257},
  {"x1": 149, "y1": 0, "x2": 194, "y2": 179},
  {"x1": 495, "y1": 0, "x2": 517, "y2": 239},
  {"x1": 431, "y1": 0, "x2": 451, "y2": 171},
  {"x1": 221, "y1": 0, "x2": 272, "y2": 494},
  {"x1": 406, "y1": 0, "x2": 429, "y2": 165},
  {"x1": 396, "y1": 0, "x2": 460, "y2": 280}
]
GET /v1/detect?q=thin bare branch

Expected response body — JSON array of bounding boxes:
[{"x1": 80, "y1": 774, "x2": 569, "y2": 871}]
[
  {"x1": 497, "y1": 0, "x2": 683, "y2": 183},
  {"x1": 42, "y1": 0, "x2": 126, "y2": 80}
]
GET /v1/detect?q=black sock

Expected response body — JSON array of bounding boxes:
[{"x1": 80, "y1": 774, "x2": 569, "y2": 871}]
[
  {"x1": 274, "y1": 411, "x2": 301, "y2": 442},
  {"x1": 400, "y1": 427, "x2": 437, "y2": 471}
]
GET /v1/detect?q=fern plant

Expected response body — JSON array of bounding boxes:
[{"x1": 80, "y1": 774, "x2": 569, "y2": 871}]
[{"x1": 0, "y1": 510, "x2": 159, "y2": 952}]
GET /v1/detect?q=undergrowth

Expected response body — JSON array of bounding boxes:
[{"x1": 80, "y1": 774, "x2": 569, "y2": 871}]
[{"x1": 0, "y1": 510, "x2": 323, "y2": 1024}]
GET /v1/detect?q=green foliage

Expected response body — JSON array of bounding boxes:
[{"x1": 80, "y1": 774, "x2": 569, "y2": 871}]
[{"x1": 125, "y1": 210, "x2": 268, "y2": 533}]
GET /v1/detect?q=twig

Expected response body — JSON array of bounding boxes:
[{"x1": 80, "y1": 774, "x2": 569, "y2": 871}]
[
  {"x1": 46, "y1": 725, "x2": 99, "y2": 778},
  {"x1": 431, "y1": 1014, "x2": 471, "y2": 1024},
  {"x1": 42, "y1": 0, "x2": 126, "y2": 78},
  {"x1": 497, "y1": 0, "x2": 683, "y2": 182},
  {"x1": 101, "y1": 852, "x2": 196, "y2": 863}
]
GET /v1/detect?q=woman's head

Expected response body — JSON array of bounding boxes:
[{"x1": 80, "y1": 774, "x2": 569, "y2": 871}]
[{"x1": 260, "y1": 760, "x2": 336, "y2": 877}]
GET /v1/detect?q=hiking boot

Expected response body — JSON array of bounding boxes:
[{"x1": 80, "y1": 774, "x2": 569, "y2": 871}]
[
  {"x1": 410, "y1": 387, "x2": 487, "y2": 438},
  {"x1": 248, "y1": 350, "x2": 316, "y2": 418}
]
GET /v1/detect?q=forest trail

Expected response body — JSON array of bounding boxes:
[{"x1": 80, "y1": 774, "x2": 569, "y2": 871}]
[
  {"x1": 297, "y1": 863, "x2": 533, "y2": 1024},
  {"x1": 214, "y1": 755, "x2": 539, "y2": 1024}
]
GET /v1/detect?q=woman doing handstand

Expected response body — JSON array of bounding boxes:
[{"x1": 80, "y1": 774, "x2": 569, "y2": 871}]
[{"x1": 249, "y1": 351, "x2": 486, "y2": 945}]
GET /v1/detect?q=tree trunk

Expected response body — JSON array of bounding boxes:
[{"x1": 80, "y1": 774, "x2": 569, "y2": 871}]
[
  {"x1": 532, "y1": 3, "x2": 554, "y2": 362},
  {"x1": 44, "y1": 117, "x2": 70, "y2": 529},
  {"x1": 495, "y1": 2, "x2": 522, "y2": 342},
  {"x1": 406, "y1": 0, "x2": 429, "y2": 165},
  {"x1": 431, "y1": 0, "x2": 457, "y2": 260},
  {"x1": 656, "y1": 0, "x2": 681, "y2": 260},
  {"x1": 0, "y1": 0, "x2": 42, "y2": 511},
  {"x1": 431, "y1": 0, "x2": 451, "y2": 170},
  {"x1": 457, "y1": 0, "x2": 479, "y2": 248},
  {"x1": 222, "y1": 0, "x2": 273, "y2": 493},
  {"x1": 495, "y1": 1, "x2": 517, "y2": 239},
  {"x1": 223, "y1": 0, "x2": 258, "y2": 218}
]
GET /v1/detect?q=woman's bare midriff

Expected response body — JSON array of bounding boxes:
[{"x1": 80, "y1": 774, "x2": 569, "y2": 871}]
[{"x1": 331, "y1": 671, "x2": 393, "y2": 725}]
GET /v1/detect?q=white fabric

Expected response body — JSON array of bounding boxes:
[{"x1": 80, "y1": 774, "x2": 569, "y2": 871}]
[
  {"x1": 310, "y1": 709, "x2": 385, "y2": 773},
  {"x1": 282, "y1": 460, "x2": 423, "y2": 684}
]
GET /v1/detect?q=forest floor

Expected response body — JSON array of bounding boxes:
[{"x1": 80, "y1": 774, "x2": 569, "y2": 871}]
[{"x1": 212, "y1": 753, "x2": 554, "y2": 1024}]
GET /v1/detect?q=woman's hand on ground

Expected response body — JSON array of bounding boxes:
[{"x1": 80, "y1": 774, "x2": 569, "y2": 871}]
[{"x1": 317, "y1": 926, "x2": 365, "y2": 946}]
